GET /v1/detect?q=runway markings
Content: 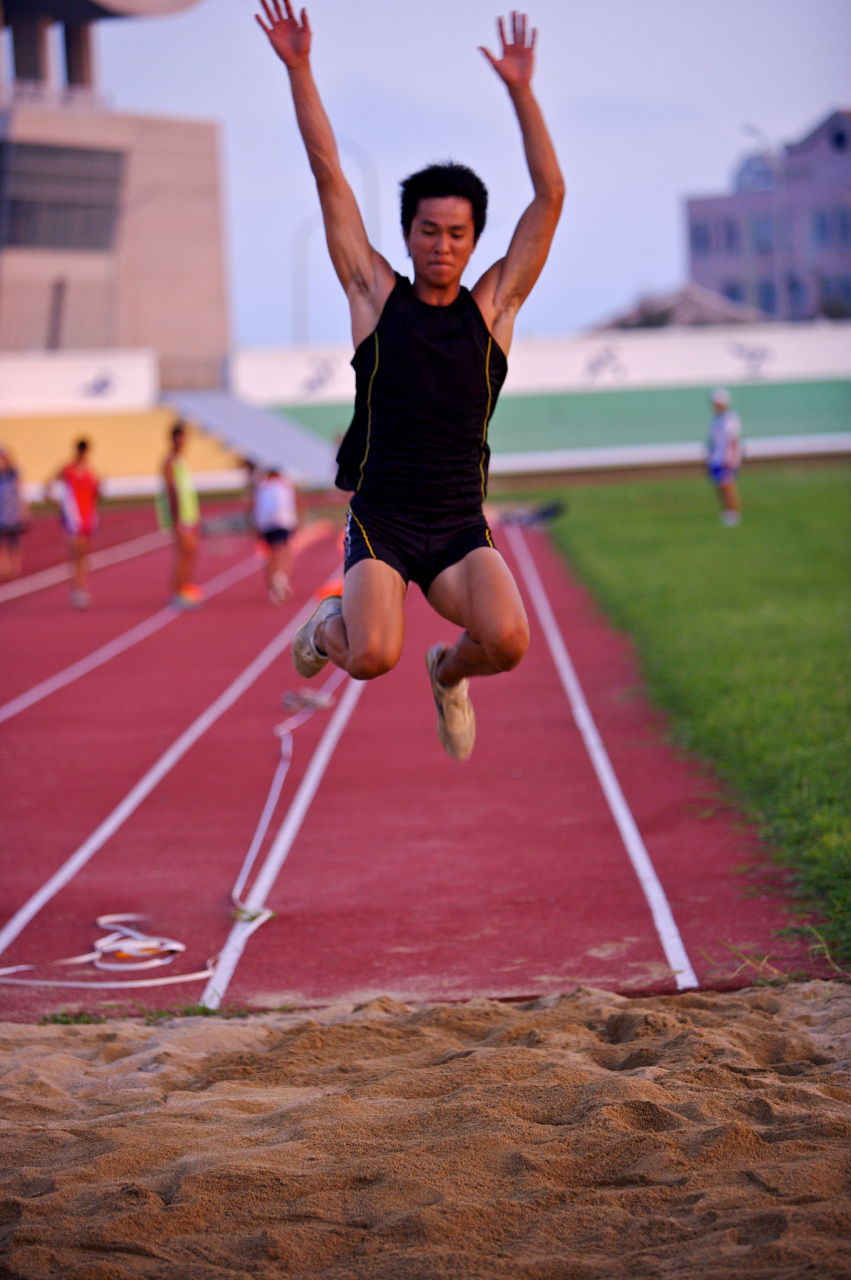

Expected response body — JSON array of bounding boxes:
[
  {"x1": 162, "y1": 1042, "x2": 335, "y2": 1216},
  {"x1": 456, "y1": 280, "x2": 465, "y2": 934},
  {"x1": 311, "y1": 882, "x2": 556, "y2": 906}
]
[
  {"x1": 505, "y1": 524, "x2": 699, "y2": 991},
  {"x1": 0, "y1": 594, "x2": 317, "y2": 963},
  {"x1": 0, "y1": 530, "x2": 171, "y2": 605},
  {"x1": 0, "y1": 556, "x2": 260, "y2": 726},
  {"x1": 201, "y1": 674, "x2": 366, "y2": 1009}
]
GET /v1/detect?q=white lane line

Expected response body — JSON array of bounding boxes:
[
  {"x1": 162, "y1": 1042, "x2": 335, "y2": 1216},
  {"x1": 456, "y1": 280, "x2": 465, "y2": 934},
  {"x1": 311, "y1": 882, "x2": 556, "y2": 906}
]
[
  {"x1": 0, "y1": 529, "x2": 171, "y2": 604},
  {"x1": 201, "y1": 676, "x2": 366, "y2": 1009},
  {"x1": 505, "y1": 524, "x2": 699, "y2": 991},
  {"x1": 0, "y1": 595, "x2": 317, "y2": 962},
  {"x1": 0, "y1": 556, "x2": 260, "y2": 725}
]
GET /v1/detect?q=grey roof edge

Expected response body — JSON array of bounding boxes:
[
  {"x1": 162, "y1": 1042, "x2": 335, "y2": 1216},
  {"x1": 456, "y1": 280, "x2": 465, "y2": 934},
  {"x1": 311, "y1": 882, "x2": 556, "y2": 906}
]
[{"x1": 164, "y1": 390, "x2": 335, "y2": 489}]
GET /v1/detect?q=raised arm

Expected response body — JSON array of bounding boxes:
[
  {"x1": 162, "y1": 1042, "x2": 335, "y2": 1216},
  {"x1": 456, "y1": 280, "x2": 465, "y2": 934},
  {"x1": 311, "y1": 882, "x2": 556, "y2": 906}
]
[
  {"x1": 256, "y1": 1, "x2": 395, "y2": 344},
  {"x1": 471, "y1": 13, "x2": 564, "y2": 354}
]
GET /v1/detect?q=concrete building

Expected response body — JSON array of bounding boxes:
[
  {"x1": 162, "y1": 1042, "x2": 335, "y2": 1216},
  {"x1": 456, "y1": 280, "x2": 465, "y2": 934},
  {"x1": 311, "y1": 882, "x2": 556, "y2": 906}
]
[
  {"x1": 0, "y1": 0, "x2": 229, "y2": 388},
  {"x1": 686, "y1": 110, "x2": 851, "y2": 321}
]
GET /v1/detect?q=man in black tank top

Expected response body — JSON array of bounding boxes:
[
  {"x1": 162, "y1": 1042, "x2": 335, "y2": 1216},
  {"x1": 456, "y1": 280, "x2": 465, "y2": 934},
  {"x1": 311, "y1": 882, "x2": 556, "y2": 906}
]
[{"x1": 257, "y1": 3, "x2": 563, "y2": 760}]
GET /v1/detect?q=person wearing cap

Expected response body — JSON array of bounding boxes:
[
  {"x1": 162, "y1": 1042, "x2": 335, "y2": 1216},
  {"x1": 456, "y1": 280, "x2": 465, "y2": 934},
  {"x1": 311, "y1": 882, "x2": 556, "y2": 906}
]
[{"x1": 706, "y1": 388, "x2": 742, "y2": 526}]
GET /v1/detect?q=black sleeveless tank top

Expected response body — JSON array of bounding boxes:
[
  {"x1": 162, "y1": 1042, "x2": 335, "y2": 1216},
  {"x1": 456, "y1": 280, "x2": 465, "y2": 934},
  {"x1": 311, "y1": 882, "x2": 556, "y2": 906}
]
[{"x1": 335, "y1": 274, "x2": 508, "y2": 516}]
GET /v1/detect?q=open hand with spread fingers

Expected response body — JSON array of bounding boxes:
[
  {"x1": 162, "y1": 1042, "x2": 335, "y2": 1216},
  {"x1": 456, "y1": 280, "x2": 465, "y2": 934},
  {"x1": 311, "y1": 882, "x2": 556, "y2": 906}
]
[
  {"x1": 256, "y1": 0, "x2": 311, "y2": 68},
  {"x1": 479, "y1": 11, "x2": 537, "y2": 89}
]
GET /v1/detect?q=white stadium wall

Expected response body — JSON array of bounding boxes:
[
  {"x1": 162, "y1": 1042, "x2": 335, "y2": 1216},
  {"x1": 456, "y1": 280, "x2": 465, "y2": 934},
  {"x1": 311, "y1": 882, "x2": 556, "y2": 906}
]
[
  {"x1": 231, "y1": 321, "x2": 851, "y2": 407},
  {"x1": 0, "y1": 349, "x2": 158, "y2": 414}
]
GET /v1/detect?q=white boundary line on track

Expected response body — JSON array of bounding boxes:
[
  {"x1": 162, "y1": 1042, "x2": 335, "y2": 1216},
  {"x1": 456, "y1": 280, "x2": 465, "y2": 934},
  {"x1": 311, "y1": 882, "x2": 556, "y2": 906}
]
[
  {"x1": 0, "y1": 556, "x2": 260, "y2": 726},
  {"x1": 0, "y1": 595, "x2": 317, "y2": 963},
  {"x1": 0, "y1": 529, "x2": 172, "y2": 604},
  {"x1": 505, "y1": 524, "x2": 699, "y2": 991},
  {"x1": 200, "y1": 675, "x2": 366, "y2": 1009}
]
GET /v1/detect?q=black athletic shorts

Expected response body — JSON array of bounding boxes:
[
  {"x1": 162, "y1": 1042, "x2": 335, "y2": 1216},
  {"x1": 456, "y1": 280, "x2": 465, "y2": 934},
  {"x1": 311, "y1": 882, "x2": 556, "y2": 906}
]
[
  {"x1": 344, "y1": 497, "x2": 496, "y2": 594},
  {"x1": 260, "y1": 527, "x2": 292, "y2": 547}
]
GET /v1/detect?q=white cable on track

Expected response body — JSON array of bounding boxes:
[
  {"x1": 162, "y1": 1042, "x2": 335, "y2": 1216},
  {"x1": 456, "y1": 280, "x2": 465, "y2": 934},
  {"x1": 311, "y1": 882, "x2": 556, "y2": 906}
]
[
  {"x1": 0, "y1": 592, "x2": 319, "y2": 964},
  {"x1": 201, "y1": 673, "x2": 365, "y2": 1010},
  {"x1": 0, "y1": 915, "x2": 214, "y2": 989},
  {"x1": 0, "y1": 662, "x2": 354, "y2": 993},
  {"x1": 505, "y1": 523, "x2": 699, "y2": 991},
  {"x1": 0, "y1": 555, "x2": 260, "y2": 725}
]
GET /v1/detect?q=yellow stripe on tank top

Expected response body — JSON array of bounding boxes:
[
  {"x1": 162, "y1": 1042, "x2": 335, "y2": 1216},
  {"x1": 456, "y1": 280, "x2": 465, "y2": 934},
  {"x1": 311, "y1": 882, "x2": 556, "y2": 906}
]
[
  {"x1": 356, "y1": 332, "x2": 380, "y2": 491},
  {"x1": 480, "y1": 334, "x2": 493, "y2": 502}
]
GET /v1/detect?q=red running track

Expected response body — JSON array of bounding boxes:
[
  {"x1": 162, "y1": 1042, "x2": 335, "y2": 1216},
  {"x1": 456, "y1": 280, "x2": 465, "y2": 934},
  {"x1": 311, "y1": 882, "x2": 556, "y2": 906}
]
[{"x1": 0, "y1": 520, "x2": 822, "y2": 1021}]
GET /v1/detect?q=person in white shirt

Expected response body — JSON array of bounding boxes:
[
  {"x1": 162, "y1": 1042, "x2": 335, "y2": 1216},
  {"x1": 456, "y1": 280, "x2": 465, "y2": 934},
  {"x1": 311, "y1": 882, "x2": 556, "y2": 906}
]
[
  {"x1": 253, "y1": 467, "x2": 299, "y2": 602},
  {"x1": 706, "y1": 388, "x2": 743, "y2": 526}
]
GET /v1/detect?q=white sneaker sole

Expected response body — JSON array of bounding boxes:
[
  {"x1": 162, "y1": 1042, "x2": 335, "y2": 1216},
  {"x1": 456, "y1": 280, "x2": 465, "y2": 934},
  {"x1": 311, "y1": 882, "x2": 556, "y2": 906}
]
[
  {"x1": 426, "y1": 644, "x2": 475, "y2": 761},
  {"x1": 292, "y1": 595, "x2": 342, "y2": 678}
]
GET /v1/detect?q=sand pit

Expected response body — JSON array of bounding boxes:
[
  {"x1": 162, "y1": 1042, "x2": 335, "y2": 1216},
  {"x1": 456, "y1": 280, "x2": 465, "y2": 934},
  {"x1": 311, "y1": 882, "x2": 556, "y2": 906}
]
[{"x1": 1, "y1": 981, "x2": 850, "y2": 1278}]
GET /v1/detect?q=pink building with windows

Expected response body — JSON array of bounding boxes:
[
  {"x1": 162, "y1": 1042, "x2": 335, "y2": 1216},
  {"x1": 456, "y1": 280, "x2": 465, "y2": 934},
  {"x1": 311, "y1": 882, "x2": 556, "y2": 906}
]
[
  {"x1": 0, "y1": 0, "x2": 229, "y2": 389},
  {"x1": 686, "y1": 110, "x2": 851, "y2": 321}
]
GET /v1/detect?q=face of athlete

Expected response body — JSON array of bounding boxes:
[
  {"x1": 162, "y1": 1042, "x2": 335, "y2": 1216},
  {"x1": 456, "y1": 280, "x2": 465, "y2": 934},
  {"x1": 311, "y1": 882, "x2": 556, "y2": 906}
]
[{"x1": 405, "y1": 196, "x2": 477, "y2": 297}]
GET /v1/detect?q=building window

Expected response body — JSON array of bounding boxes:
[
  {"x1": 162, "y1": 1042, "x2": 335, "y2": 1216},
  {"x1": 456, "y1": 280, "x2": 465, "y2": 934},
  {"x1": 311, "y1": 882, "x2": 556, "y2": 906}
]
[
  {"x1": 812, "y1": 210, "x2": 831, "y2": 247},
  {"x1": 757, "y1": 279, "x2": 777, "y2": 315},
  {"x1": 722, "y1": 219, "x2": 740, "y2": 254},
  {"x1": 691, "y1": 222, "x2": 711, "y2": 256},
  {"x1": 0, "y1": 143, "x2": 124, "y2": 251},
  {"x1": 722, "y1": 282, "x2": 745, "y2": 304},
  {"x1": 820, "y1": 276, "x2": 851, "y2": 318},
  {"x1": 751, "y1": 216, "x2": 774, "y2": 254},
  {"x1": 837, "y1": 208, "x2": 850, "y2": 246},
  {"x1": 786, "y1": 274, "x2": 808, "y2": 317}
]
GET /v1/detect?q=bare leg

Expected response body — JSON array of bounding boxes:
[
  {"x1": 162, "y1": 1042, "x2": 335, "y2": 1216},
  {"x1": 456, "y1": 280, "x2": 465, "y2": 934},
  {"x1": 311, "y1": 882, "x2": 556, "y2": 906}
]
[
  {"x1": 172, "y1": 527, "x2": 199, "y2": 594},
  {"x1": 719, "y1": 479, "x2": 741, "y2": 517},
  {"x1": 426, "y1": 547, "x2": 529, "y2": 686},
  {"x1": 318, "y1": 558, "x2": 407, "y2": 681},
  {"x1": 266, "y1": 541, "x2": 292, "y2": 598},
  {"x1": 71, "y1": 534, "x2": 91, "y2": 593}
]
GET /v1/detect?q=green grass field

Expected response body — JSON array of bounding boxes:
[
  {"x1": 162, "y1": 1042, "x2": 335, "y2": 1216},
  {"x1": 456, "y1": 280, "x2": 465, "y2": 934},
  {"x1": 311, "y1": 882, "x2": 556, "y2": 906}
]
[
  {"x1": 536, "y1": 463, "x2": 851, "y2": 961},
  {"x1": 279, "y1": 379, "x2": 851, "y2": 453}
]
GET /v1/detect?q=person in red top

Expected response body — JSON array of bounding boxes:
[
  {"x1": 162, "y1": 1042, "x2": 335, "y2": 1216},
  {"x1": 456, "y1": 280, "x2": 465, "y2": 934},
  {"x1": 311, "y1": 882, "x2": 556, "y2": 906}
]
[{"x1": 52, "y1": 438, "x2": 100, "y2": 609}]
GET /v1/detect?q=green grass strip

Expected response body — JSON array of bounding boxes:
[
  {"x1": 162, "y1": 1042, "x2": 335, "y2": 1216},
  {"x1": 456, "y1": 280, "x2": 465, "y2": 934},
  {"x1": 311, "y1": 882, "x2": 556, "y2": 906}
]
[
  {"x1": 540, "y1": 463, "x2": 851, "y2": 958},
  {"x1": 277, "y1": 378, "x2": 851, "y2": 451}
]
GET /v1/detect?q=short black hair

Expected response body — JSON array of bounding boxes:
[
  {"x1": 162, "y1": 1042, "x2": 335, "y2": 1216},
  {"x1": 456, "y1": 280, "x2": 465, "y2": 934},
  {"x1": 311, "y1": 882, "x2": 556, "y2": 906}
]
[
  {"x1": 400, "y1": 162, "x2": 488, "y2": 242},
  {"x1": 171, "y1": 421, "x2": 186, "y2": 443},
  {"x1": 75, "y1": 438, "x2": 90, "y2": 455}
]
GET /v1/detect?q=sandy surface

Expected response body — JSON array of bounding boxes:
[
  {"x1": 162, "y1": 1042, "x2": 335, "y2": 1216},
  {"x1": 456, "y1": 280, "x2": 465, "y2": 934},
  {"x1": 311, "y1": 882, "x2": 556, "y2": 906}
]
[{"x1": 1, "y1": 982, "x2": 850, "y2": 1279}]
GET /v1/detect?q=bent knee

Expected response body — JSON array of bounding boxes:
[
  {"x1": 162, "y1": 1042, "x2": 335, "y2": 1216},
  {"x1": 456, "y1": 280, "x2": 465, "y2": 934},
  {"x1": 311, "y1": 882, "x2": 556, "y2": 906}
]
[
  {"x1": 482, "y1": 617, "x2": 530, "y2": 672},
  {"x1": 346, "y1": 641, "x2": 401, "y2": 682}
]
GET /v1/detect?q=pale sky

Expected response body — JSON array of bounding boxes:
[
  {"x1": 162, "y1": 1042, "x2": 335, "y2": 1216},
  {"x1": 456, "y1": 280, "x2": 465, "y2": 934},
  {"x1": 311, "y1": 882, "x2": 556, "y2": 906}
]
[{"x1": 93, "y1": 0, "x2": 851, "y2": 348}]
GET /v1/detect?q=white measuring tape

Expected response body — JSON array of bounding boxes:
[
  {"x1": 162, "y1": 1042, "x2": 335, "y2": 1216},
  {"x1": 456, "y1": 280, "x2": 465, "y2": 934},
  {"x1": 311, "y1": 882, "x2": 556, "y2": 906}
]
[
  {"x1": 0, "y1": 667, "x2": 347, "y2": 991},
  {"x1": 230, "y1": 665, "x2": 348, "y2": 927},
  {"x1": 0, "y1": 914, "x2": 213, "y2": 989}
]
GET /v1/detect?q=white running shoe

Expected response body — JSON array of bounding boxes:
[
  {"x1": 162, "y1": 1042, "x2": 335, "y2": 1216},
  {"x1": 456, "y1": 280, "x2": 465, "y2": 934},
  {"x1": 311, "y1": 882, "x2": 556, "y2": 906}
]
[
  {"x1": 426, "y1": 644, "x2": 475, "y2": 761},
  {"x1": 292, "y1": 594, "x2": 342, "y2": 677}
]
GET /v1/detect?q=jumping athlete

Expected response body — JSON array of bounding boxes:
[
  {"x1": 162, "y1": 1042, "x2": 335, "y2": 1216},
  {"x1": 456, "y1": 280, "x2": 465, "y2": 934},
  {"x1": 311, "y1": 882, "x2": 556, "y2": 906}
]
[{"x1": 256, "y1": 3, "x2": 564, "y2": 759}]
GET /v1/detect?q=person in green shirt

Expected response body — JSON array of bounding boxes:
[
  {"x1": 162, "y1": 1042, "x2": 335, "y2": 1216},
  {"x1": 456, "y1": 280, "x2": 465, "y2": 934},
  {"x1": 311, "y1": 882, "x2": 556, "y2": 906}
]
[{"x1": 160, "y1": 422, "x2": 203, "y2": 608}]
